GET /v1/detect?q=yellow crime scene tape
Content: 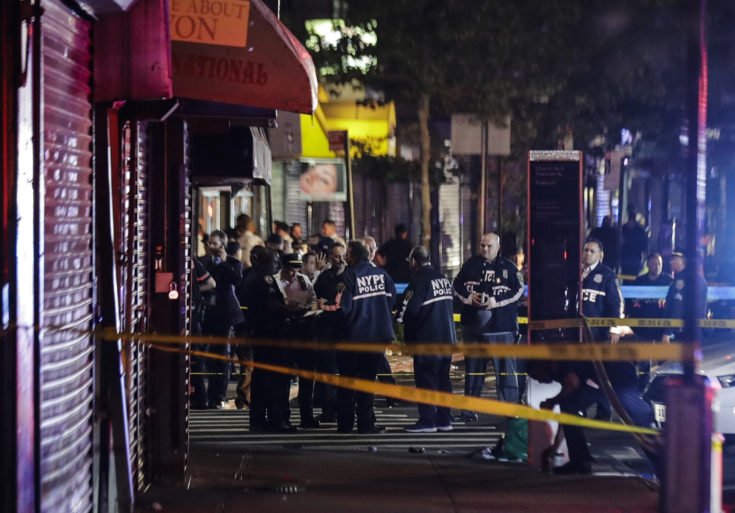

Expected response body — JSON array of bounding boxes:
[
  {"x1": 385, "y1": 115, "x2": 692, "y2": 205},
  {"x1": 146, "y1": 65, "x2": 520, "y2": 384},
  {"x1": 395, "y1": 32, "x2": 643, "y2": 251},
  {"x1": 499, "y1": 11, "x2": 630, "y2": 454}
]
[
  {"x1": 149, "y1": 342, "x2": 658, "y2": 436},
  {"x1": 454, "y1": 314, "x2": 530, "y2": 324},
  {"x1": 528, "y1": 317, "x2": 735, "y2": 330},
  {"x1": 101, "y1": 329, "x2": 685, "y2": 362}
]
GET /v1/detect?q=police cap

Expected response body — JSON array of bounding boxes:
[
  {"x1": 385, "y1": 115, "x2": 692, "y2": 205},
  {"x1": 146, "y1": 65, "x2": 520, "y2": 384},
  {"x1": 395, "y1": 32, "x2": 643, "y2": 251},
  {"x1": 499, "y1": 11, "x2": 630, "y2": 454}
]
[{"x1": 281, "y1": 253, "x2": 303, "y2": 269}]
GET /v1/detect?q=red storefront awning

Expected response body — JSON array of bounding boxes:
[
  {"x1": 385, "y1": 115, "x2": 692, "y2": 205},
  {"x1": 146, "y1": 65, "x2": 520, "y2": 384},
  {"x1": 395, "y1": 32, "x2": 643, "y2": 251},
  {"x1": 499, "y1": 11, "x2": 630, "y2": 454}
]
[{"x1": 95, "y1": 0, "x2": 318, "y2": 114}]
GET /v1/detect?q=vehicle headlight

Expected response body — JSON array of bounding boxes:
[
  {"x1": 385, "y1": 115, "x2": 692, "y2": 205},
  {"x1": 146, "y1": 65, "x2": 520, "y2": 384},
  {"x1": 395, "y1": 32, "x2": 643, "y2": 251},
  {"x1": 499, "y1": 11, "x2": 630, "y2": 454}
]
[{"x1": 717, "y1": 375, "x2": 735, "y2": 388}]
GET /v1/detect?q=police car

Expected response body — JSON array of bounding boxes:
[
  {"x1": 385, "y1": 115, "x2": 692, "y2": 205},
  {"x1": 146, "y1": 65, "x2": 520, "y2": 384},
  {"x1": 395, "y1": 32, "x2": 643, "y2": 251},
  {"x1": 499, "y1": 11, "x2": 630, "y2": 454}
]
[{"x1": 644, "y1": 341, "x2": 735, "y2": 436}]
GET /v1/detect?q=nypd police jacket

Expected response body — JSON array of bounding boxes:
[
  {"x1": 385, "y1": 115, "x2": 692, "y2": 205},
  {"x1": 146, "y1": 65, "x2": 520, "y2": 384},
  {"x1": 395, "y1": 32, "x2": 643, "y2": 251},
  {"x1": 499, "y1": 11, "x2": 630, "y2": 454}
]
[
  {"x1": 397, "y1": 265, "x2": 457, "y2": 345},
  {"x1": 453, "y1": 255, "x2": 524, "y2": 334},
  {"x1": 339, "y1": 260, "x2": 396, "y2": 342}
]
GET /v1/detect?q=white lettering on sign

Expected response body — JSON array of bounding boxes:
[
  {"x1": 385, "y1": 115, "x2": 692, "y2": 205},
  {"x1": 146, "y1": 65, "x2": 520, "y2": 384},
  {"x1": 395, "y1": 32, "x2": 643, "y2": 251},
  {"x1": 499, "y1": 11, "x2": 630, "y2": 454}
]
[
  {"x1": 430, "y1": 278, "x2": 453, "y2": 297},
  {"x1": 357, "y1": 274, "x2": 386, "y2": 295},
  {"x1": 170, "y1": 0, "x2": 250, "y2": 48}
]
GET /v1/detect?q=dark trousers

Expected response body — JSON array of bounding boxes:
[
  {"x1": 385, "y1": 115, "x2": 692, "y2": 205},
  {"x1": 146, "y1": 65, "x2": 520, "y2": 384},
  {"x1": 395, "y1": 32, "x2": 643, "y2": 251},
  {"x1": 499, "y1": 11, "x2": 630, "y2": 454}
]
[
  {"x1": 336, "y1": 351, "x2": 382, "y2": 431},
  {"x1": 203, "y1": 319, "x2": 232, "y2": 406},
  {"x1": 250, "y1": 346, "x2": 291, "y2": 429},
  {"x1": 413, "y1": 355, "x2": 452, "y2": 427},
  {"x1": 314, "y1": 349, "x2": 338, "y2": 416},
  {"x1": 463, "y1": 331, "x2": 519, "y2": 403},
  {"x1": 234, "y1": 344, "x2": 253, "y2": 405},
  {"x1": 313, "y1": 316, "x2": 341, "y2": 416},
  {"x1": 190, "y1": 343, "x2": 208, "y2": 408},
  {"x1": 293, "y1": 348, "x2": 317, "y2": 422}
]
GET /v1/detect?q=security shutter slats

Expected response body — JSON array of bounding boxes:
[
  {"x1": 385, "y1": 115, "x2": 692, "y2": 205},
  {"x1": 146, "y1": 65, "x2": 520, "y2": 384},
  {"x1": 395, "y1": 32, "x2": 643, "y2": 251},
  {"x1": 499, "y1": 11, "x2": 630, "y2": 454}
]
[
  {"x1": 40, "y1": 1, "x2": 95, "y2": 511},
  {"x1": 285, "y1": 160, "x2": 307, "y2": 228},
  {"x1": 120, "y1": 121, "x2": 151, "y2": 492}
]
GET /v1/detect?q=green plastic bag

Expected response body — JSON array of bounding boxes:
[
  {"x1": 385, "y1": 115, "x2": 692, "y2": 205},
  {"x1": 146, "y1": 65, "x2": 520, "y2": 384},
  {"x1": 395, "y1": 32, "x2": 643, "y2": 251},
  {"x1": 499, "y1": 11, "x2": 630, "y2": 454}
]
[{"x1": 499, "y1": 418, "x2": 528, "y2": 462}]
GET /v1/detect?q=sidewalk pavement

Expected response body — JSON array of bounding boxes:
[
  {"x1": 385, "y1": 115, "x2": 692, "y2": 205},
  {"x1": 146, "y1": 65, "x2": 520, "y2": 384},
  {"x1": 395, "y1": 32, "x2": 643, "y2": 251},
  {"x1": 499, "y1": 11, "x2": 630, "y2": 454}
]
[{"x1": 135, "y1": 448, "x2": 658, "y2": 513}]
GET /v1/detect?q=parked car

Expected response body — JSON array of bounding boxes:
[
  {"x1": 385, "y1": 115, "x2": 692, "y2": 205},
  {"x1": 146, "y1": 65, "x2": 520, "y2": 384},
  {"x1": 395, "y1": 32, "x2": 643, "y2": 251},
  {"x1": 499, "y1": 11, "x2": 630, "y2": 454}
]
[{"x1": 644, "y1": 341, "x2": 735, "y2": 436}]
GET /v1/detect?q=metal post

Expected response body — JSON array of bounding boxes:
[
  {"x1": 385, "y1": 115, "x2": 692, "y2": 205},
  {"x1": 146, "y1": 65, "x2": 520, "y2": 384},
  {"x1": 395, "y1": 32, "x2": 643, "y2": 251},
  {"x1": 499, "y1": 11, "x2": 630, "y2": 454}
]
[
  {"x1": 497, "y1": 156, "x2": 502, "y2": 237},
  {"x1": 661, "y1": 2, "x2": 718, "y2": 512},
  {"x1": 683, "y1": 0, "x2": 708, "y2": 383},
  {"x1": 479, "y1": 120, "x2": 488, "y2": 235},
  {"x1": 344, "y1": 133, "x2": 355, "y2": 240}
]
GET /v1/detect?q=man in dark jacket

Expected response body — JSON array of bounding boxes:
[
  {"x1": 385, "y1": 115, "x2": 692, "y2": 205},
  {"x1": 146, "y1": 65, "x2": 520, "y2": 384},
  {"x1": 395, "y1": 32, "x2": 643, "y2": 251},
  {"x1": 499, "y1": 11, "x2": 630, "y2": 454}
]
[
  {"x1": 581, "y1": 239, "x2": 624, "y2": 343},
  {"x1": 336, "y1": 240, "x2": 397, "y2": 434},
  {"x1": 204, "y1": 231, "x2": 244, "y2": 409},
  {"x1": 377, "y1": 223, "x2": 413, "y2": 284},
  {"x1": 628, "y1": 252, "x2": 672, "y2": 340},
  {"x1": 661, "y1": 251, "x2": 708, "y2": 344},
  {"x1": 312, "y1": 243, "x2": 348, "y2": 422},
  {"x1": 527, "y1": 359, "x2": 654, "y2": 475},
  {"x1": 243, "y1": 248, "x2": 294, "y2": 432},
  {"x1": 580, "y1": 238, "x2": 630, "y2": 420},
  {"x1": 453, "y1": 233, "x2": 524, "y2": 421},
  {"x1": 397, "y1": 246, "x2": 456, "y2": 433},
  {"x1": 628, "y1": 252, "x2": 672, "y2": 389}
]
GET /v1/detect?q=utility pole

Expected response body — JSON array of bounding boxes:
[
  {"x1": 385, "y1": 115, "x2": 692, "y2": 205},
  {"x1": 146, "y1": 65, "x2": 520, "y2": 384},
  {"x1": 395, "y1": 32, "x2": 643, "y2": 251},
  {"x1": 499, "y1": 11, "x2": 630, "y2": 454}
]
[
  {"x1": 661, "y1": 2, "x2": 719, "y2": 512},
  {"x1": 479, "y1": 120, "x2": 488, "y2": 235}
]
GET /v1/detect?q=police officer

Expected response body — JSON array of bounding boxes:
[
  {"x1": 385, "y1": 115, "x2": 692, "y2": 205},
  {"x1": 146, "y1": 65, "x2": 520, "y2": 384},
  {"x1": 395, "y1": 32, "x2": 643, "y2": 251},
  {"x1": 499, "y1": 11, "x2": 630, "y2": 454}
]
[
  {"x1": 312, "y1": 243, "x2": 348, "y2": 423},
  {"x1": 629, "y1": 252, "x2": 672, "y2": 389},
  {"x1": 337, "y1": 240, "x2": 397, "y2": 434},
  {"x1": 581, "y1": 238, "x2": 624, "y2": 343},
  {"x1": 397, "y1": 246, "x2": 456, "y2": 433},
  {"x1": 453, "y1": 233, "x2": 523, "y2": 421},
  {"x1": 629, "y1": 252, "x2": 673, "y2": 340},
  {"x1": 581, "y1": 238, "x2": 649, "y2": 422},
  {"x1": 276, "y1": 253, "x2": 321, "y2": 428},
  {"x1": 367, "y1": 235, "x2": 399, "y2": 407},
  {"x1": 661, "y1": 250, "x2": 708, "y2": 344},
  {"x1": 243, "y1": 248, "x2": 294, "y2": 432},
  {"x1": 204, "y1": 231, "x2": 244, "y2": 409}
]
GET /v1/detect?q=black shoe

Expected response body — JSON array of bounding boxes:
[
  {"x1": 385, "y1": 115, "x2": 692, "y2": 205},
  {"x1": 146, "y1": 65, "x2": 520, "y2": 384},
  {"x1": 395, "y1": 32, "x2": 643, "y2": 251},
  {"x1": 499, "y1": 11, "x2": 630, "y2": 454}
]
[
  {"x1": 269, "y1": 423, "x2": 298, "y2": 433},
  {"x1": 337, "y1": 426, "x2": 353, "y2": 434},
  {"x1": 235, "y1": 399, "x2": 249, "y2": 410},
  {"x1": 318, "y1": 412, "x2": 337, "y2": 423},
  {"x1": 249, "y1": 423, "x2": 268, "y2": 432},
  {"x1": 451, "y1": 412, "x2": 478, "y2": 423},
  {"x1": 553, "y1": 462, "x2": 592, "y2": 475},
  {"x1": 358, "y1": 424, "x2": 387, "y2": 434},
  {"x1": 191, "y1": 401, "x2": 208, "y2": 410},
  {"x1": 300, "y1": 417, "x2": 321, "y2": 429},
  {"x1": 210, "y1": 400, "x2": 227, "y2": 410}
]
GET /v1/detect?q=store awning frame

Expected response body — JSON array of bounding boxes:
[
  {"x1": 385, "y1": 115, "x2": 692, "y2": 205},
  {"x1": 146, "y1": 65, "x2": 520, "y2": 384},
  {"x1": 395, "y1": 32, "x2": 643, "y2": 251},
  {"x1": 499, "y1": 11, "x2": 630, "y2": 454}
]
[{"x1": 94, "y1": 0, "x2": 318, "y2": 115}]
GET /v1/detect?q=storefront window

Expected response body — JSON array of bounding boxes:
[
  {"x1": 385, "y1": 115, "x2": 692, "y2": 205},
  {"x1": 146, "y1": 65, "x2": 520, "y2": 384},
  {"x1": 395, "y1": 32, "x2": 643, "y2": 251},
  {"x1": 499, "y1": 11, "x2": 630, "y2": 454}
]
[
  {"x1": 197, "y1": 187, "x2": 227, "y2": 256},
  {"x1": 231, "y1": 188, "x2": 254, "y2": 228}
]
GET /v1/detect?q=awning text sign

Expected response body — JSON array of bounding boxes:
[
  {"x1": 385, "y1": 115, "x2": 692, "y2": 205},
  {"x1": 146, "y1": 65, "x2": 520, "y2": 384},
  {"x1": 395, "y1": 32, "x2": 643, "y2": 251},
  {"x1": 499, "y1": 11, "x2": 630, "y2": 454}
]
[{"x1": 170, "y1": 0, "x2": 250, "y2": 47}]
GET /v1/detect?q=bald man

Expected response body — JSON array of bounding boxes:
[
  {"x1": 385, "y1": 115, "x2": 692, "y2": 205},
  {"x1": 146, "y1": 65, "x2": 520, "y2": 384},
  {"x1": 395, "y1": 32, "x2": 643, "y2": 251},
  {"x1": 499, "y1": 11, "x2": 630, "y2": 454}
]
[{"x1": 452, "y1": 233, "x2": 524, "y2": 421}]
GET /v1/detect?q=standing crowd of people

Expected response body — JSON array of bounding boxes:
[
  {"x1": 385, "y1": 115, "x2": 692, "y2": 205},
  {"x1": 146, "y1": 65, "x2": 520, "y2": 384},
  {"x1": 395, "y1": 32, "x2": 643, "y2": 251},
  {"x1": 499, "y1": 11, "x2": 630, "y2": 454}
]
[
  {"x1": 191, "y1": 216, "x2": 529, "y2": 436},
  {"x1": 190, "y1": 210, "x2": 700, "y2": 475}
]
